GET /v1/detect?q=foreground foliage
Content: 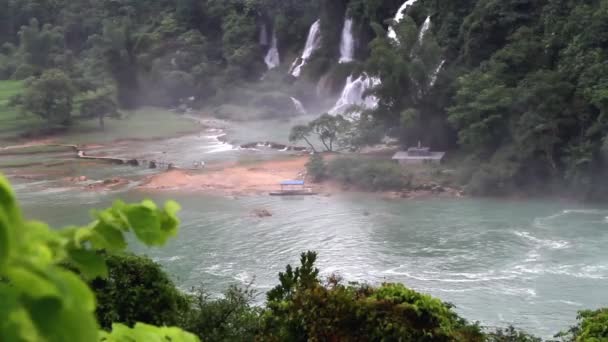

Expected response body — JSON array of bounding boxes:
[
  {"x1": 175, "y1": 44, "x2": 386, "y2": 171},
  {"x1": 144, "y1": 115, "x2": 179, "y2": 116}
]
[{"x1": 0, "y1": 174, "x2": 197, "y2": 341}]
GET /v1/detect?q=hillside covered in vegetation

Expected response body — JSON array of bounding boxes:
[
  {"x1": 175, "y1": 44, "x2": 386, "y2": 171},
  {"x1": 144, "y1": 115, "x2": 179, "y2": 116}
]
[{"x1": 1, "y1": 0, "x2": 607, "y2": 199}]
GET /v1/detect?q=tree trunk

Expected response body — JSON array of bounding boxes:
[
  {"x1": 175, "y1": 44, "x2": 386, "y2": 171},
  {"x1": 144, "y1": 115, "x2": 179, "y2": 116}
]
[
  {"x1": 303, "y1": 137, "x2": 317, "y2": 153},
  {"x1": 320, "y1": 137, "x2": 331, "y2": 152}
]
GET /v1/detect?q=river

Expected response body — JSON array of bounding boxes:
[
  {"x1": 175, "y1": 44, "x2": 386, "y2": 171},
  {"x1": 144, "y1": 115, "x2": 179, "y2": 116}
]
[{"x1": 7, "y1": 118, "x2": 608, "y2": 338}]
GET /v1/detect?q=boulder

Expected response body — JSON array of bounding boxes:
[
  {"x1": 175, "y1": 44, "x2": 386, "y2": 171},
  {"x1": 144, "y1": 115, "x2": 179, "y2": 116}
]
[{"x1": 252, "y1": 208, "x2": 272, "y2": 218}]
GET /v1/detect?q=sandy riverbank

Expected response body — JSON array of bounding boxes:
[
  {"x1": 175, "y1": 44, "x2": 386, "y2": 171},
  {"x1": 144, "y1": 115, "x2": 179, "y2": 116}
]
[
  {"x1": 138, "y1": 155, "x2": 464, "y2": 199},
  {"x1": 139, "y1": 156, "x2": 314, "y2": 196}
]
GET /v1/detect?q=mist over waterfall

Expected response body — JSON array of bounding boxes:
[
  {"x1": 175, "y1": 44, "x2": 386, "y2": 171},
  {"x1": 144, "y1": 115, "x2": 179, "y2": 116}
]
[
  {"x1": 264, "y1": 32, "x2": 280, "y2": 70},
  {"x1": 330, "y1": 73, "x2": 381, "y2": 115},
  {"x1": 259, "y1": 24, "x2": 269, "y2": 46},
  {"x1": 388, "y1": 0, "x2": 419, "y2": 41},
  {"x1": 339, "y1": 18, "x2": 355, "y2": 63},
  {"x1": 289, "y1": 19, "x2": 322, "y2": 77},
  {"x1": 418, "y1": 16, "x2": 431, "y2": 43},
  {"x1": 290, "y1": 97, "x2": 307, "y2": 115}
]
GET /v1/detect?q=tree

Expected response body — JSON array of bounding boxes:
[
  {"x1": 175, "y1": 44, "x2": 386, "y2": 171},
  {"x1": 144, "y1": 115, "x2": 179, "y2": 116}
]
[
  {"x1": 305, "y1": 153, "x2": 326, "y2": 182},
  {"x1": 79, "y1": 87, "x2": 120, "y2": 129},
  {"x1": 309, "y1": 114, "x2": 351, "y2": 152},
  {"x1": 0, "y1": 174, "x2": 198, "y2": 341},
  {"x1": 21, "y1": 69, "x2": 76, "y2": 126},
  {"x1": 289, "y1": 124, "x2": 317, "y2": 152},
  {"x1": 259, "y1": 251, "x2": 485, "y2": 341},
  {"x1": 556, "y1": 309, "x2": 608, "y2": 341},
  {"x1": 289, "y1": 114, "x2": 351, "y2": 153},
  {"x1": 91, "y1": 253, "x2": 190, "y2": 330},
  {"x1": 182, "y1": 285, "x2": 261, "y2": 342}
]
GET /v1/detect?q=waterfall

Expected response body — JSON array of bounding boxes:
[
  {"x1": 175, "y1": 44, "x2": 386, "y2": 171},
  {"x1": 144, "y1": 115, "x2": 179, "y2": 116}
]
[
  {"x1": 290, "y1": 97, "x2": 307, "y2": 115},
  {"x1": 339, "y1": 18, "x2": 355, "y2": 63},
  {"x1": 259, "y1": 24, "x2": 269, "y2": 46},
  {"x1": 289, "y1": 19, "x2": 322, "y2": 78},
  {"x1": 429, "y1": 60, "x2": 445, "y2": 87},
  {"x1": 330, "y1": 73, "x2": 381, "y2": 115},
  {"x1": 388, "y1": 0, "x2": 419, "y2": 41},
  {"x1": 264, "y1": 32, "x2": 280, "y2": 70},
  {"x1": 418, "y1": 16, "x2": 431, "y2": 43}
]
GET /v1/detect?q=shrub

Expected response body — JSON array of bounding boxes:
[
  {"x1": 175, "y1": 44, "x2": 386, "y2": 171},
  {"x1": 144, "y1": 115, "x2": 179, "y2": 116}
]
[
  {"x1": 306, "y1": 153, "x2": 326, "y2": 182},
  {"x1": 327, "y1": 157, "x2": 408, "y2": 191},
  {"x1": 259, "y1": 251, "x2": 484, "y2": 342},
  {"x1": 487, "y1": 326, "x2": 542, "y2": 342},
  {"x1": 91, "y1": 253, "x2": 190, "y2": 330},
  {"x1": 12, "y1": 63, "x2": 36, "y2": 80},
  {"x1": 182, "y1": 285, "x2": 261, "y2": 342}
]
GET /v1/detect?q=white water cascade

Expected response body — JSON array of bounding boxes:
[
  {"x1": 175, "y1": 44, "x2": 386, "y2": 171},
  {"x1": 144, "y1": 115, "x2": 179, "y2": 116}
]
[
  {"x1": 264, "y1": 32, "x2": 280, "y2": 70},
  {"x1": 418, "y1": 16, "x2": 431, "y2": 43},
  {"x1": 429, "y1": 60, "x2": 445, "y2": 87},
  {"x1": 388, "y1": 0, "x2": 419, "y2": 41},
  {"x1": 339, "y1": 18, "x2": 355, "y2": 63},
  {"x1": 289, "y1": 19, "x2": 322, "y2": 77},
  {"x1": 290, "y1": 97, "x2": 307, "y2": 115},
  {"x1": 330, "y1": 73, "x2": 381, "y2": 115}
]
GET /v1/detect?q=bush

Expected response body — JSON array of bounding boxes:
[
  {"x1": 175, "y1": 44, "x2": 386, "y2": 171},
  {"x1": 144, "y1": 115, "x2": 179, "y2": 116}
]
[
  {"x1": 12, "y1": 63, "x2": 36, "y2": 80},
  {"x1": 91, "y1": 253, "x2": 190, "y2": 330},
  {"x1": 327, "y1": 157, "x2": 408, "y2": 191},
  {"x1": 487, "y1": 326, "x2": 542, "y2": 342},
  {"x1": 306, "y1": 153, "x2": 326, "y2": 182},
  {"x1": 259, "y1": 251, "x2": 484, "y2": 342},
  {"x1": 182, "y1": 285, "x2": 261, "y2": 342}
]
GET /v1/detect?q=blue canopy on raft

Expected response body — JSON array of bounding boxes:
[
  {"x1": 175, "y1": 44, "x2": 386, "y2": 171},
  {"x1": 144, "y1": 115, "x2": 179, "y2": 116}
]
[{"x1": 280, "y1": 180, "x2": 305, "y2": 186}]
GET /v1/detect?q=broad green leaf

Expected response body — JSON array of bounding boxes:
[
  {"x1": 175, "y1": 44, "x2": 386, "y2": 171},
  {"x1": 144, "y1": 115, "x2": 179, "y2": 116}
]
[
  {"x1": 0, "y1": 175, "x2": 20, "y2": 269},
  {"x1": 0, "y1": 284, "x2": 40, "y2": 342},
  {"x1": 101, "y1": 323, "x2": 200, "y2": 342},
  {"x1": 5, "y1": 265, "x2": 61, "y2": 299},
  {"x1": 122, "y1": 203, "x2": 162, "y2": 245},
  {"x1": 89, "y1": 222, "x2": 127, "y2": 252},
  {"x1": 68, "y1": 249, "x2": 108, "y2": 279}
]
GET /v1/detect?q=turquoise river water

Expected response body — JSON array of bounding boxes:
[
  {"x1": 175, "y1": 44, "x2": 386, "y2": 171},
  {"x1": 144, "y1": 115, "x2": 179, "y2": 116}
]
[{"x1": 5, "y1": 118, "x2": 608, "y2": 338}]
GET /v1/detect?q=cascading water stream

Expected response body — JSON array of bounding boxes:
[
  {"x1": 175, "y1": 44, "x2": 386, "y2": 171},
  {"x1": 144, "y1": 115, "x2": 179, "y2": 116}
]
[
  {"x1": 429, "y1": 60, "x2": 445, "y2": 87},
  {"x1": 330, "y1": 73, "x2": 381, "y2": 115},
  {"x1": 290, "y1": 97, "x2": 307, "y2": 115},
  {"x1": 388, "y1": 0, "x2": 419, "y2": 41},
  {"x1": 339, "y1": 18, "x2": 355, "y2": 63},
  {"x1": 289, "y1": 19, "x2": 322, "y2": 78},
  {"x1": 264, "y1": 32, "x2": 280, "y2": 70},
  {"x1": 418, "y1": 16, "x2": 431, "y2": 43}
]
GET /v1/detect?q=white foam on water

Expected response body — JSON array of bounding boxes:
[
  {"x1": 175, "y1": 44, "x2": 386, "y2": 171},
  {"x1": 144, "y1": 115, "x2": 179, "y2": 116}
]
[
  {"x1": 384, "y1": 267, "x2": 517, "y2": 283},
  {"x1": 510, "y1": 264, "x2": 608, "y2": 280},
  {"x1": 153, "y1": 255, "x2": 183, "y2": 262},
  {"x1": 563, "y1": 209, "x2": 607, "y2": 215},
  {"x1": 514, "y1": 231, "x2": 570, "y2": 250},
  {"x1": 234, "y1": 271, "x2": 253, "y2": 284}
]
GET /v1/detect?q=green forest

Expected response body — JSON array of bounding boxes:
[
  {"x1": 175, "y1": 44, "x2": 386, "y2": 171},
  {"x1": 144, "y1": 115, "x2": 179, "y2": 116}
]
[{"x1": 1, "y1": 0, "x2": 608, "y2": 199}]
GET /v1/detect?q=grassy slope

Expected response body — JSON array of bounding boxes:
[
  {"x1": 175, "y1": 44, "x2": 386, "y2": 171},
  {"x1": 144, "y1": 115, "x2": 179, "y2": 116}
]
[
  {"x1": 0, "y1": 80, "x2": 201, "y2": 146},
  {"x1": 0, "y1": 81, "x2": 45, "y2": 141},
  {"x1": 60, "y1": 107, "x2": 201, "y2": 144}
]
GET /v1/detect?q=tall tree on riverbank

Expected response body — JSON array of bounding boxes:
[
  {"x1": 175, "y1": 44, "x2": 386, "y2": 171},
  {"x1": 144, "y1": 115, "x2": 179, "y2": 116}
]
[{"x1": 21, "y1": 69, "x2": 75, "y2": 126}]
